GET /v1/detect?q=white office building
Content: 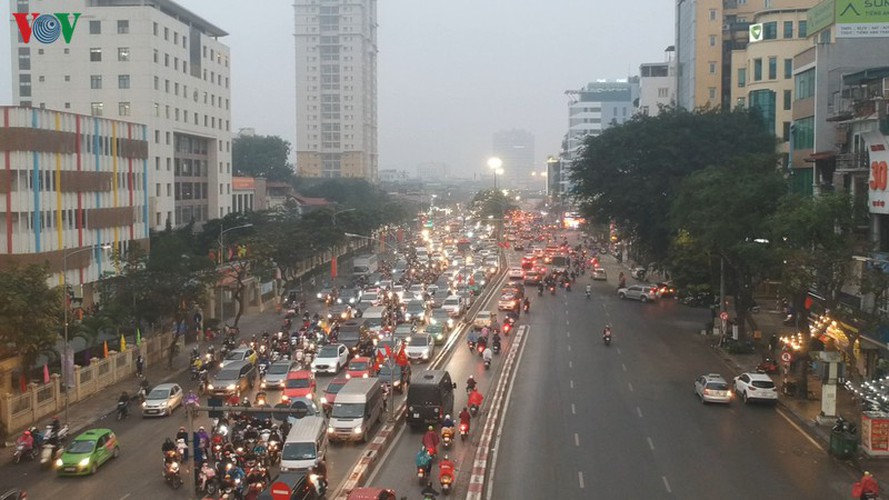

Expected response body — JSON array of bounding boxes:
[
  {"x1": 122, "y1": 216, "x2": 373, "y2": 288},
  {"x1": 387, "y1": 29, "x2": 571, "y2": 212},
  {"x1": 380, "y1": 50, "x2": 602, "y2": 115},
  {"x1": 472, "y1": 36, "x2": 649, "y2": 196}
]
[
  {"x1": 294, "y1": 0, "x2": 378, "y2": 180},
  {"x1": 9, "y1": 0, "x2": 233, "y2": 229},
  {"x1": 639, "y1": 47, "x2": 677, "y2": 116},
  {"x1": 492, "y1": 129, "x2": 535, "y2": 190},
  {"x1": 565, "y1": 79, "x2": 639, "y2": 158}
]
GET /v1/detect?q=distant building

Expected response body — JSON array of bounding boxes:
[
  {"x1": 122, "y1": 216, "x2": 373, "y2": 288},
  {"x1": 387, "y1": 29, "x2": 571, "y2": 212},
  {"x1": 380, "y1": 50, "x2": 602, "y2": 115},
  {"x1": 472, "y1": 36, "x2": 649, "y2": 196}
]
[
  {"x1": 565, "y1": 80, "x2": 639, "y2": 159},
  {"x1": 9, "y1": 0, "x2": 234, "y2": 229},
  {"x1": 416, "y1": 162, "x2": 451, "y2": 181},
  {"x1": 638, "y1": 46, "x2": 676, "y2": 116},
  {"x1": 294, "y1": 0, "x2": 378, "y2": 180},
  {"x1": 492, "y1": 129, "x2": 535, "y2": 189},
  {"x1": 378, "y1": 169, "x2": 410, "y2": 183},
  {"x1": 0, "y1": 106, "x2": 148, "y2": 300}
]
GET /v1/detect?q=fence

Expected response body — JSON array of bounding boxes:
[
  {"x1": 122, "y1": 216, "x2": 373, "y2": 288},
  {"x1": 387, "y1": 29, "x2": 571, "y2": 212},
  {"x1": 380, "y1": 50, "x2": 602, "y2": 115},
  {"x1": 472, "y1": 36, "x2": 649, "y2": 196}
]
[{"x1": 0, "y1": 331, "x2": 173, "y2": 435}]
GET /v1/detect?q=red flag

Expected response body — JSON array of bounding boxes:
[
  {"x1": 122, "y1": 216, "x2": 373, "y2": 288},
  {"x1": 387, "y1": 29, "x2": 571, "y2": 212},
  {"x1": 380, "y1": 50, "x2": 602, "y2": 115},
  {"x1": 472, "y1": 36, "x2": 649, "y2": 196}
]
[
  {"x1": 376, "y1": 351, "x2": 385, "y2": 366},
  {"x1": 331, "y1": 256, "x2": 338, "y2": 279},
  {"x1": 19, "y1": 373, "x2": 27, "y2": 393},
  {"x1": 396, "y1": 345, "x2": 408, "y2": 366},
  {"x1": 384, "y1": 344, "x2": 393, "y2": 359},
  {"x1": 43, "y1": 364, "x2": 50, "y2": 384}
]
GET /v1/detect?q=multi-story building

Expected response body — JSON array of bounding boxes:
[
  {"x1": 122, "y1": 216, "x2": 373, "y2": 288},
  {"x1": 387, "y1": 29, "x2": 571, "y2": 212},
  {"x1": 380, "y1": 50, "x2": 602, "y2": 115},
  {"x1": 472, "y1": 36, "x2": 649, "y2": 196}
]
[
  {"x1": 639, "y1": 46, "x2": 677, "y2": 116},
  {"x1": 492, "y1": 129, "x2": 535, "y2": 190},
  {"x1": 730, "y1": 8, "x2": 812, "y2": 166},
  {"x1": 565, "y1": 79, "x2": 639, "y2": 158},
  {"x1": 9, "y1": 0, "x2": 233, "y2": 229},
  {"x1": 294, "y1": 0, "x2": 378, "y2": 180},
  {"x1": 0, "y1": 106, "x2": 148, "y2": 300},
  {"x1": 676, "y1": 0, "x2": 820, "y2": 111}
]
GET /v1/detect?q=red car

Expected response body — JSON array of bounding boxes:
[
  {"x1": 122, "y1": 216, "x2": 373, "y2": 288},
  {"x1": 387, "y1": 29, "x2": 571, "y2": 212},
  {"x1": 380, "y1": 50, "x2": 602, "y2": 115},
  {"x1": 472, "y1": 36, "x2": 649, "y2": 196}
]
[
  {"x1": 321, "y1": 377, "x2": 349, "y2": 413},
  {"x1": 345, "y1": 356, "x2": 376, "y2": 379},
  {"x1": 282, "y1": 370, "x2": 316, "y2": 401}
]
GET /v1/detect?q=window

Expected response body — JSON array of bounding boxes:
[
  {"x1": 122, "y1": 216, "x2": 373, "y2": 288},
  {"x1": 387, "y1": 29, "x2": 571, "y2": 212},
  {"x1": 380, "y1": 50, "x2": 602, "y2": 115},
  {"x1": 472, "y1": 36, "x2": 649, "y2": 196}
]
[
  {"x1": 117, "y1": 20, "x2": 129, "y2": 34},
  {"x1": 709, "y1": 9, "x2": 717, "y2": 21},
  {"x1": 118, "y1": 102, "x2": 131, "y2": 116},
  {"x1": 738, "y1": 68, "x2": 747, "y2": 87},
  {"x1": 795, "y1": 69, "x2": 815, "y2": 100},
  {"x1": 768, "y1": 57, "x2": 777, "y2": 80},
  {"x1": 753, "y1": 58, "x2": 763, "y2": 81},
  {"x1": 89, "y1": 20, "x2": 101, "y2": 34},
  {"x1": 708, "y1": 87, "x2": 717, "y2": 99},
  {"x1": 154, "y1": 76, "x2": 159, "y2": 90},
  {"x1": 118, "y1": 74, "x2": 130, "y2": 89},
  {"x1": 709, "y1": 35, "x2": 717, "y2": 47},
  {"x1": 118, "y1": 47, "x2": 129, "y2": 61},
  {"x1": 90, "y1": 75, "x2": 102, "y2": 89},
  {"x1": 708, "y1": 61, "x2": 717, "y2": 74},
  {"x1": 792, "y1": 117, "x2": 815, "y2": 149},
  {"x1": 658, "y1": 87, "x2": 669, "y2": 98},
  {"x1": 18, "y1": 74, "x2": 31, "y2": 97},
  {"x1": 91, "y1": 102, "x2": 104, "y2": 116},
  {"x1": 153, "y1": 22, "x2": 158, "y2": 36},
  {"x1": 65, "y1": 75, "x2": 70, "y2": 82},
  {"x1": 784, "y1": 89, "x2": 792, "y2": 110},
  {"x1": 763, "y1": 21, "x2": 777, "y2": 40},
  {"x1": 164, "y1": 27, "x2": 169, "y2": 40},
  {"x1": 17, "y1": 47, "x2": 30, "y2": 70},
  {"x1": 90, "y1": 48, "x2": 102, "y2": 62},
  {"x1": 749, "y1": 89, "x2": 776, "y2": 135},
  {"x1": 799, "y1": 20, "x2": 808, "y2": 38},
  {"x1": 784, "y1": 59, "x2": 793, "y2": 79},
  {"x1": 783, "y1": 21, "x2": 793, "y2": 38}
]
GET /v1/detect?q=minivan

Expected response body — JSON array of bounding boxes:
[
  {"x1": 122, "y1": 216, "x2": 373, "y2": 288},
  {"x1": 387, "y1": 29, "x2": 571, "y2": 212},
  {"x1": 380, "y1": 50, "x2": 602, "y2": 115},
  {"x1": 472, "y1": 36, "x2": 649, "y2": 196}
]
[
  {"x1": 406, "y1": 370, "x2": 456, "y2": 428},
  {"x1": 328, "y1": 378, "x2": 384, "y2": 442},
  {"x1": 280, "y1": 416, "x2": 328, "y2": 472},
  {"x1": 208, "y1": 360, "x2": 256, "y2": 396}
]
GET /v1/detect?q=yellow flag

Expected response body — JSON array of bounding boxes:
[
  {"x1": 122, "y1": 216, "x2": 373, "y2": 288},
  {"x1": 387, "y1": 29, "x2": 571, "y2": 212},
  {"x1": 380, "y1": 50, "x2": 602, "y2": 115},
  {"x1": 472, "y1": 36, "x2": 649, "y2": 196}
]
[{"x1": 120, "y1": 334, "x2": 126, "y2": 352}]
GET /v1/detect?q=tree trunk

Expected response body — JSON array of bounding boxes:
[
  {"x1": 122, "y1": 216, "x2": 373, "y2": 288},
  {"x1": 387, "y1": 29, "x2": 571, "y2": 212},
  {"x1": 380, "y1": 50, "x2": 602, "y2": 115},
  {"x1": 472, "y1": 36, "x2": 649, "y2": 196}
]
[{"x1": 232, "y1": 285, "x2": 244, "y2": 328}]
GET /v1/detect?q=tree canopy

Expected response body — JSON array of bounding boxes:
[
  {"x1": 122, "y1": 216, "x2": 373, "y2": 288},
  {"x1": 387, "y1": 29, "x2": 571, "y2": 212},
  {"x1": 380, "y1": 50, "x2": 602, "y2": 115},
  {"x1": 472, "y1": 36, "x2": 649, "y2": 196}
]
[
  {"x1": 232, "y1": 134, "x2": 293, "y2": 182},
  {"x1": 0, "y1": 265, "x2": 63, "y2": 371}
]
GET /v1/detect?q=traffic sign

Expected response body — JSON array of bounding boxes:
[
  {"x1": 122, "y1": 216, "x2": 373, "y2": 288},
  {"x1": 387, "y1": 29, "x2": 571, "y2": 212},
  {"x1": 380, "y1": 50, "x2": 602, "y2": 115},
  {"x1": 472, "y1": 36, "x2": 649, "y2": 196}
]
[
  {"x1": 720, "y1": 311, "x2": 729, "y2": 321},
  {"x1": 781, "y1": 351, "x2": 792, "y2": 365},
  {"x1": 270, "y1": 481, "x2": 292, "y2": 500}
]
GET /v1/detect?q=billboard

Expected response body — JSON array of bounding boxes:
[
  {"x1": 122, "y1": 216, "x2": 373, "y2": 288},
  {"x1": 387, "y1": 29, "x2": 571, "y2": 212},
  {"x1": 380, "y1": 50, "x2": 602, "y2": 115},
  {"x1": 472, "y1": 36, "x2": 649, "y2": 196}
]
[
  {"x1": 865, "y1": 131, "x2": 889, "y2": 214},
  {"x1": 836, "y1": 0, "x2": 889, "y2": 38},
  {"x1": 807, "y1": 0, "x2": 836, "y2": 35}
]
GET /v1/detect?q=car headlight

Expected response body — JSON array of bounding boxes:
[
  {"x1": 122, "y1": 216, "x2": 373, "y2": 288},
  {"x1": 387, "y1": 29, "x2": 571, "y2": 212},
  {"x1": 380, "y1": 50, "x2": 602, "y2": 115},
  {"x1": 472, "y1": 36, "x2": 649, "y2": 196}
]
[
  {"x1": 261, "y1": 381, "x2": 267, "y2": 388},
  {"x1": 306, "y1": 392, "x2": 314, "y2": 399},
  {"x1": 393, "y1": 380, "x2": 401, "y2": 386},
  {"x1": 345, "y1": 374, "x2": 351, "y2": 379},
  {"x1": 422, "y1": 353, "x2": 429, "y2": 360},
  {"x1": 207, "y1": 384, "x2": 214, "y2": 390},
  {"x1": 227, "y1": 384, "x2": 236, "y2": 390},
  {"x1": 353, "y1": 425, "x2": 363, "y2": 434},
  {"x1": 159, "y1": 401, "x2": 168, "y2": 407},
  {"x1": 79, "y1": 457, "x2": 90, "y2": 467},
  {"x1": 317, "y1": 293, "x2": 323, "y2": 299},
  {"x1": 142, "y1": 401, "x2": 147, "y2": 408},
  {"x1": 55, "y1": 458, "x2": 63, "y2": 467},
  {"x1": 362, "y1": 373, "x2": 369, "y2": 378},
  {"x1": 328, "y1": 426, "x2": 335, "y2": 434}
]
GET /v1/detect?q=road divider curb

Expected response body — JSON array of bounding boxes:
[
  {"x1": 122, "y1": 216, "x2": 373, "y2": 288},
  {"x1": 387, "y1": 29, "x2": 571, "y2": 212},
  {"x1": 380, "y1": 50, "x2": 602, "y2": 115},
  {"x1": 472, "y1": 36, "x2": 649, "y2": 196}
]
[
  {"x1": 466, "y1": 325, "x2": 526, "y2": 500},
  {"x1": 334, "y1": 403, "x2": 406, "y2": 500}
]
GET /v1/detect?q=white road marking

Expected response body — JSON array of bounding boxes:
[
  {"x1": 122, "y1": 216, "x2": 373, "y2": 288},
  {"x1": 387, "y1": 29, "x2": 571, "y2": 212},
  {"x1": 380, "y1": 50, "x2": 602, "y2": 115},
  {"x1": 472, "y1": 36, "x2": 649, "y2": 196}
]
[
  {"x1": 776, "y1": 406, "x2": 825, "y2": 452},
  {"x1": 578, "y1": 471, "x2": 585, "y2": 489},
  {"x1": 622, "y1": 363, "x2": 627, "y2": 372},
  {"x1": 628, "y1": 382, "x2": 634, "y2": 392},
  {"x1": 617, "y1": 348, "x2": 622, "y2": 355},
  {"x1": 567, "y1": 344, "x2": 572, "y2": 352},
  {"x1": 566, "y1": 331, "x2": 571, "y2": 338},
  {"x1": 570, "y1": 380, "x2": 574, "y2": 389},
  {"x1": 119, "y1": 495, "x2": 131, "y2": 500},
  {"x1": 571, "y1": 403, "x2": 576, "y2": 415},
  {"x1": 663, "y1": 476, "x2": 672, "y2": 493},
  {"x1": 647, "y1": 437, "x2": 655, "y2": 450},
  {"x1": 568, "y1": 360, "x2": 573, "y2": 369},
  {"x1": 366, "y1": 421, "x2": 407, "y2": 484},
  {"x1": 574, "y1": 433, "x2": 580, "y2": 447},
  {"x1": 566, "y1": 319, "x2": 570, "y2": 326},
  {"x1": 636, "y1": 406, "x2": 643, "y2": 418}
]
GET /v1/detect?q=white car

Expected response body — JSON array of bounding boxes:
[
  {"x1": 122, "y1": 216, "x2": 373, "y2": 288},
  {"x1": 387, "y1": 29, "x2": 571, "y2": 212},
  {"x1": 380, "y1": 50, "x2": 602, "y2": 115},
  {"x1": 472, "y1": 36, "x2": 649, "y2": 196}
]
[
  {"x1": 474, "y1": 311, "x2": 494, "y2": 329},
  {"x1": 617, "y1": 285, "x2": 659, "y2": 303},
  {"x1": 360, "y1": 291, "x2": 381, "y2": 307},
  {"x1": 141, "y1": 383, "x2": 183, "y2": 417},
  {"x1": 405, "y1": 333, "x2": 435, "y2": 363},
  {"x1": 733, "y1": 372, "x2": 778, "y2": 404},
  {"x1": 507, "y1": 267, "x2": 524, "y2": 280},
  {"x1": 311, "y1": 344, "x2": 349, "y2": 374},
  {"x1": 442, "y1": 295, "x2": 464, "y2": 317}
]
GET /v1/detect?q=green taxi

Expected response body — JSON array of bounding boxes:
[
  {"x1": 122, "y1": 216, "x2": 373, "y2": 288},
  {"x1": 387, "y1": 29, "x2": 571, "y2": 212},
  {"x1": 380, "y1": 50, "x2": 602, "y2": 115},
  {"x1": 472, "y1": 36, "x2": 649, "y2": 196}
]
[
  {"x1": 424, "y1": 323, "x2": 446, "y2": 345},
  {"x1": 55, "y1": 428, "x2": 120, "y2": 476}
]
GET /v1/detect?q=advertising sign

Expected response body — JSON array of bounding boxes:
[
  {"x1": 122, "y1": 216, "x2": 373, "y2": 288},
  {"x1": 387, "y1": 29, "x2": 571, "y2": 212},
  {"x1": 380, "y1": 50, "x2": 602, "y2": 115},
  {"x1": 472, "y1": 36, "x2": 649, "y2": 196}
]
[
  {"x1": 865, "y1": 131, "x2": 889, "y2": 214},
  {"x1": 807, "y1": 0, "x2": 836, "y2": 35},
  {"x1": 836, "y1": 0, "x2": 889, "y2": 37},
  {"x1": 748, "y1": 23, "x2": 764, "y2": 42}
]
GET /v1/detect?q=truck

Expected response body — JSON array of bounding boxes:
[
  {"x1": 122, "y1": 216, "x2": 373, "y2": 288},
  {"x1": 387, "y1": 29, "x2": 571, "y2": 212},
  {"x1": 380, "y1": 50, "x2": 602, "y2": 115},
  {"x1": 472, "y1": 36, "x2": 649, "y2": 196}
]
[{"x1": 352, "y1": 254, "x2": 379, "y2": 277}]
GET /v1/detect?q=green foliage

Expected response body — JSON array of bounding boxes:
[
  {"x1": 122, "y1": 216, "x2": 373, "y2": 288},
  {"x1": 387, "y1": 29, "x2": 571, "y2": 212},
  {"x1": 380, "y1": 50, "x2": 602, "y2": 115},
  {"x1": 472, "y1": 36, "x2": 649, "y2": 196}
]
[
  {"x1": 569, "y1": 107, "x2": 777, "y2": 263},
  {"x1": 666, "y1": 230, "x2": 715, "y2": 293},
  {"x1": 0, "y1": 265, "x2": 63, "y2": 369},
  {"x1": 232, "y1": 135, "x2": 293, "y2": 182},
  {"x1": 469, "y1": 189, "x2": 516, "y2": 219}
]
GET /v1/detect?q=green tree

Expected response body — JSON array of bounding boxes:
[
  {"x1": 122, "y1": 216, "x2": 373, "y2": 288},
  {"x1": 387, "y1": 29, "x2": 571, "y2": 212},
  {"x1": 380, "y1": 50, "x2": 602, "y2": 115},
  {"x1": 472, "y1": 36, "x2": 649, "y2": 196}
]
[
  {"x1": 570, "y1": 107, "x2": 776, "y2": 263},
  {"x1": 0, "y1": 265, "x2": 63, "y2": 372},
  {"x1": 670, "y1": 157, "x2": 786, "y2": 340},
  {"x1": 232, "y1": 134, "x2": 293, "y2": 182}
]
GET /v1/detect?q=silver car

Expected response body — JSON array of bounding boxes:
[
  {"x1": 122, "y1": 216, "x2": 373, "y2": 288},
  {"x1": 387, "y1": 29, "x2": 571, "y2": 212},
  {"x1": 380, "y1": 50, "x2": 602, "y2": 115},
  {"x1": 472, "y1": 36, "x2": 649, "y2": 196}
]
[
  {"x1": 141, "y1": 383, "x2": 183, "y2": 417},
  {"x1": 405, "y1": 333, "x2": 435, "y2": 363},
  {"x1": 694, "y1": 374, "x2": 732, "y2": 404},
  {"x1": 617, "y1": 284, "x2": 659, "y2": 303},
  {"x1": 261, "y1": 360, "x2": 298, "y2": 390}
]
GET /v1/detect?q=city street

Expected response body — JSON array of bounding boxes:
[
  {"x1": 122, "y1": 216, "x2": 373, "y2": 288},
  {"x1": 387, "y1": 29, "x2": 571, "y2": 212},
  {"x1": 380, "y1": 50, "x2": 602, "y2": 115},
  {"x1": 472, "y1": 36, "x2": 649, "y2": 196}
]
[{"x1": 490, "y1": 255, "x2": 857, "y2": 499}]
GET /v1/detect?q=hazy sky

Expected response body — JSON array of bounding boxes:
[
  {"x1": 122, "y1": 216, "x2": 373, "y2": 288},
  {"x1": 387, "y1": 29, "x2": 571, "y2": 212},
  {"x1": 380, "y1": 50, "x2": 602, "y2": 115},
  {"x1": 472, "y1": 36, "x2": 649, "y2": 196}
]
[{"x1": 1, "y1": 0, "x2": 674, "y2": 178}]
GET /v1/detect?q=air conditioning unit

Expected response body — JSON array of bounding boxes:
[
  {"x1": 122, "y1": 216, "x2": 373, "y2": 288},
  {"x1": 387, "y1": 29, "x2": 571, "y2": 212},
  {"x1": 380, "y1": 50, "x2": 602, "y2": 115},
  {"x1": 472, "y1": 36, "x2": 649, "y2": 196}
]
[{"x1": 883, "y1": 77, "x2": 889, "y2": 98}]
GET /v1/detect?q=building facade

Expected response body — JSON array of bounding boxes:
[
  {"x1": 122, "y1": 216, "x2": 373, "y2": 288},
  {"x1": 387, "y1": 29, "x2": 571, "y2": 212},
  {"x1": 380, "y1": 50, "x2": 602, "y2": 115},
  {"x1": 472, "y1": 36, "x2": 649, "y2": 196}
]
[
  {"x1": 565, "y1": 80, "x2": 639, "y2": 158},
  {"x1": 492, "y1": 129, "x2": 535, "y2": 190},
  {"x1": 0, "y1": 106, "x2": 148, "y2": 296},
  {"x1": 294, "y1": 0, "x2": 378, "y2": 180},
  {"x1": 639, "y1": 46, "x2": 677, "y2": 116},
  {"x1": 731, "y1": 8, "x2": 812, "y2": 166},
  {"x1": 9, "y1": 0, "x2": 233, "y2": 229}
]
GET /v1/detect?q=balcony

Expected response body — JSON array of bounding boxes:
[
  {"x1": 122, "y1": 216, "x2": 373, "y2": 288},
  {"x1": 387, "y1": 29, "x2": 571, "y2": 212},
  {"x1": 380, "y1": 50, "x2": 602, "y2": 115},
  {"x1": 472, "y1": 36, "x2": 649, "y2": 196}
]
[{"x1": 835, "y1": 153, "x2": 868, "y2": 172}]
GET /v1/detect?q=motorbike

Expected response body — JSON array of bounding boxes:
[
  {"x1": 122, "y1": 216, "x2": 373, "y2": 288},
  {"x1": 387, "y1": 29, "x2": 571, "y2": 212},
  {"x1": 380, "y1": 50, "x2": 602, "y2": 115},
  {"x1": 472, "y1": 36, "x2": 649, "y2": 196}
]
[
  {"x1": 523, "y1": 302, "x2": 530, "y2": 313},
  {"x1": 459, "y1": 422, "x2": 469, "y2": 441},
  {"x1": 537, "y1": 288, "x2": 543, "y2": 297},
  {"x1": 418, "y1": 465, "x2": 428, "y2": 483},
  {"x1": 484, "y1": 358, "x2": 491, "y2": 370},
  {"x1": 585, "y1": 290, "x2": 591, "y2": 300},
  {"x1": 441, "y1": 471, "x2": 454, "y2": 494},
  {"x1": 199, "y1": 462, "x2": 220, "y2": 496},
  {"x1": 756, "y1": 357, "x2": 779, "y2": 374},
  {"x1": 492, "y1": 341, "x2": 501, "y2": 354},
  {"x1": 164, "y1": 459, "x2": 183, "y2": 489},
  {"x1": 549, "y1": 285, "x2": 556, "y2": 295},
  {"x1": 220, "y1": 475, "x2": 242, "y2": 499},
  {"x1": 12, "y1": 441, "x2": 38, "y2": 464},
  {"x1": 116, "y1": 400, "x2": 129, "y2": 420},
  {"x1": 468, "y1": 339, "x2": 477, "y2": 353},
  {"x1": 469, "y1": 404, "x2": 479, "y2": 418},
  {"x1": 603, "y1": 333, "x2": 612, "y2": 346},
  {"x1": 441, "y1": 427, "x2": 454, "y2": 449},
  {"x1": 565, "y1": 282, "x2": 572, "y2": 292}
]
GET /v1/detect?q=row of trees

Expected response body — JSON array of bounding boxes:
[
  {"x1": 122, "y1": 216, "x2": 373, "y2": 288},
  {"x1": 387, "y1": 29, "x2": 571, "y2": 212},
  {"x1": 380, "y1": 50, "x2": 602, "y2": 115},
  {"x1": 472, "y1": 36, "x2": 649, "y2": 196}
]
[
  {"x1": 3, "y1": 179, "x2": 418, "y2": 374},
  {"x1": 570, "y1": 107, "x2": 879, "y2": 365}
]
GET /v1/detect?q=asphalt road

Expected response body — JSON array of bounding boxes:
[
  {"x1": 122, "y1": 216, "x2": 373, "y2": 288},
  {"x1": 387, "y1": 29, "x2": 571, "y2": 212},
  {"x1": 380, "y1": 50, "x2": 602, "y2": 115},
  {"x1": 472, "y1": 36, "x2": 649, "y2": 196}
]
[{"x1": 491, "y1": 251, "x2": 856, "y2": 499}]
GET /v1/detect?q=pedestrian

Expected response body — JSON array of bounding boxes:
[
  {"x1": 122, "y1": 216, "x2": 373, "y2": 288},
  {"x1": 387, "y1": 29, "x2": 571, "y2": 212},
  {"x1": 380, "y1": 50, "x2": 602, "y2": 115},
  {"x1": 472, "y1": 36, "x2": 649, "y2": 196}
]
[
  {"x1": 167, "y1": 342, "x2": 175, "y2": 369},
  {"x1": 769, "y1": 334, "x2": 779, "y2": 355},
  {"x1": 135, "y1": 354, "x2": 144, "y2": 378}
]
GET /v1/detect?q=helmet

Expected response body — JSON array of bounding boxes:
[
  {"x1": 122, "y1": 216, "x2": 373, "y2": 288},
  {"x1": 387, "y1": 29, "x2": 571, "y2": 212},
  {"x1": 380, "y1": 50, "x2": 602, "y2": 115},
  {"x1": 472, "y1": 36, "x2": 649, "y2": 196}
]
[
  {"x1": 23, "y1": 430, "x2": 30, "y2": 436},
  {"x1": 179, "y1": 426, "x2": 185, "y2": 432},
  {"x1": 444, "y1": 414, "x2": 451, "y2": 420},
  {"x1": 198, "y1": 426, "x2": 205, "y2": 431},
  {"x1": 468, "y1": 375, "x2": 474, "y2": 380},
  {"x1": 428, "y1": 425, "x2": 434, "y2": 431},
  {"x1": 444, "y1": 454, "x2": 449, "y2": 460}
]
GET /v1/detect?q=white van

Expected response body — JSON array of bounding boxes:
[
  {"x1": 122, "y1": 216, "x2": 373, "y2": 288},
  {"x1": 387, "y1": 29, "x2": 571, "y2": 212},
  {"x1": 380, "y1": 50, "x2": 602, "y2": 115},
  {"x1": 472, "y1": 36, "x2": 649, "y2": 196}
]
[
  {"x1": 328, "y1": 378, "x2": 384, "y2": 442},
  {"x1": 280, "y1": 416, "x2": 327, "y2": 472}
]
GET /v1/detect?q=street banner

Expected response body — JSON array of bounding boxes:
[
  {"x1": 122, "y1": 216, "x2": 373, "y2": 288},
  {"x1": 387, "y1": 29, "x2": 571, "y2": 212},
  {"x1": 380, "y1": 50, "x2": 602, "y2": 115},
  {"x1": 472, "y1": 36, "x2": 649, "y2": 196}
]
[
  {"x1": 331, "y1": 256, "x2": 338, "y2": 278},
  {"x1": 865, "y1": 131, "x2": 889, "y2": 214}
]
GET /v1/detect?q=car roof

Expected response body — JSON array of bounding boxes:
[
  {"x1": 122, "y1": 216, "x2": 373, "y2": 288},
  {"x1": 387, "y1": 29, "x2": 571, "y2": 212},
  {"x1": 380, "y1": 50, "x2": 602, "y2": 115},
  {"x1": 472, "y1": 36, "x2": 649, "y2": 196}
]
[
  {"x1": 152, "y1": 382, "x2": 180, "y2": 390},
  {"x1": 350, "y1": 356, "x2": 371, "y2": 362},
  {"x1": 320, "y1": 343, "x2": 346, "y2": 350},
  {"x1": 286, "y1": 370, "x2": 312, "y2": 378},
  {"x1": 75, "y1": 428, "x2": 112, "y2": 440},
  {"x1": 220, "y1": 360, "x2": 249, "y2": 370},
  {"x1": 743, "y1": 372, "x2": 774, "y2": 381},
  {"x1": 701, "y1": 373, "x2": 726, "y2": 381},
  {"x1": 271, "y1": 359, "x2": 295, "y2": 367}
]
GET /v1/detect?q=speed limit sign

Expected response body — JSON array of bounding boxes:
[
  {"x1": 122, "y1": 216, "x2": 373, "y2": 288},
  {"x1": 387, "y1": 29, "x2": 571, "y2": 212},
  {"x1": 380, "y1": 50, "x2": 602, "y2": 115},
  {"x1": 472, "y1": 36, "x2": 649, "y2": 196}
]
[{"x1": 781, "y1": 351, "x2": 792, "y2": 365}]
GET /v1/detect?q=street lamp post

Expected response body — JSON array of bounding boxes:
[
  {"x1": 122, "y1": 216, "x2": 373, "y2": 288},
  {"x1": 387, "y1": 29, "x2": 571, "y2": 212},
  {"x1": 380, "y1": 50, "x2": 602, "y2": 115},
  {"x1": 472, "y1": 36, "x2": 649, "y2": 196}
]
[
  {"x1": 217, "y1": 223, "x2": 253, "y2": 324},
  {"x1": 487, "y1": 157, "x2": 503, "y2": 191},
  {"x1": 62, "y1": 243, "x2": 111, "y2": 423}
]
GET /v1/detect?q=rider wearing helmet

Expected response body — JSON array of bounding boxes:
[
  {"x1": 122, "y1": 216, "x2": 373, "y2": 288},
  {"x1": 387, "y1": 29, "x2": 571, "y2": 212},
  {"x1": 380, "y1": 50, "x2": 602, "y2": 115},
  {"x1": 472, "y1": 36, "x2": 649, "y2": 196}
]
[
  {"x1": 422, "y1": 425, "x2": 440, "y2": 457},
  {"x1": 466, "y1": 375, "x2": 477, "y2": 393},
  {"x1": 416, "y1": 446, "x2": 433, "y2": 476},
  {"x1": 441, "y1": 414, "x2": 454, "y2": 429}
]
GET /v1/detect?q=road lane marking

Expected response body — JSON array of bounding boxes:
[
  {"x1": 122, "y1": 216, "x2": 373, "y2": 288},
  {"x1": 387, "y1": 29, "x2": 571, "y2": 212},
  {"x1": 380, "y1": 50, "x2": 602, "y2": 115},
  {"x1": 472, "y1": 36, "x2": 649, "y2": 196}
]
[
  {"x1": 570, "y1": 380, "x2": 574, "y2": 389},
  {"x1": 776, "y1": 406, "x2": 824, "y2": 452},
  {"x1": 574, "y1": 433, "x2": 580, "y2": 447},
  {"x1": 578, "y1": 471, "x2": 585, "y2": 489},
  {"x1": 566, "y1": 319, "x2": 570, "y2": 325},
  {"x1": 617, "y1": 348, "x2": 622, "y2": 355},
  {"x1": 647, "y1": 437, "x2": 655, "y2": 450},
  {"x1": 568, "y1": 360, "x2": 573, "y2": 369},
  {"x1": 567, "y1": 344, "x2": 572, "y2": 352},
  {"x1": 636, "y1": 406, "x2": 643, "y2": 418},
  {"x1": 571, "y1": 403, "x2": 576, "y2": 415},
  {"x1": 663, "y1": 476, "x2": 672, "y2": 493},
  {"x1": 118, "y1": 495, "x2": 131, "y2": 500},
  {"x1": 622, "y1": 363, "x2": 627, "y2": 372},
  {"x1": 628, "y1": 382, "x2": 634, "y2": 392},
  {"x1": 566, "y1": 331, "x2": 570, "y2": 337}
]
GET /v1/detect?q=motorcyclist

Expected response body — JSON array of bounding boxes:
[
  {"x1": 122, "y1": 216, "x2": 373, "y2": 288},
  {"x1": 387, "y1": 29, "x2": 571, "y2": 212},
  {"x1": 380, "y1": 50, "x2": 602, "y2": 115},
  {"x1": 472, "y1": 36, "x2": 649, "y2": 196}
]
[
  {"x1": 17, "y1": 430, "x2": 34, "y2": 453},
  {"x1": 421, "y1": 480, "x2": 440, "y2": 498},
  {"x1": 47, "y1": 416, "x2": 62, "y2": 445},
  {"x1": 468, "y1": 388, "x2": 484, "y2": 410},
  {"x1": 441, "y1": 414, "x2": 455, "y2": 429},
  {"x1": 523, "y1": 297, "x2": 530, "y2": 311},
  {"x1": 416, "y1": 446, "x2": 433, "y2": 476},
  {"x1": 196, "y1": 426, "x2": 210, "y2": 454},
  {"x1": 243, "y1": 425, "x2": 259, "y2": 443},
  {"x1": 117, "y1": 391, "x2": 130, "y2": 417},
  {"x1": 492, "y1": 332, "x2": 502, "y2": 349},
  {"x1": 859, "y1": 471, "x2": 880, "y2": 500},
  {"x1": 162, "y1": 437, "x2": 177, "y2": 454},
  {"x1": 466, "y1": 375, "x2": 477, "y2": 393},
  {"x1": 422, "y1": 425, "x2": 440, "y2": 457},
  {"x1": 176, "y1": 426, "x2": 189, "y2": 461},
  {"x1": 585, "y1": 284, "x2": 592, "y2": 295},
  {"x1": 439, "y1": 455, "x2": 456, "y2": 483},
  {"x1": 467, "y1": 328, "x2": 479, "y2": 346},
  {"x1": 603, "y1": 325, "x2": 612, "y2": 340},
  {"x1": 482, "y1": 346, "x2": 493, "y2": 364}
]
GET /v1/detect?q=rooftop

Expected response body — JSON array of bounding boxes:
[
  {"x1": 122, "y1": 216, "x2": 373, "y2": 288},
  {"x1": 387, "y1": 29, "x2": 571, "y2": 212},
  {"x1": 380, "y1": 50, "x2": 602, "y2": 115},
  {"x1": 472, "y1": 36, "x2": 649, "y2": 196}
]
[{"x1": 89, "y1": 0, "x2": 228, "y2": 37}]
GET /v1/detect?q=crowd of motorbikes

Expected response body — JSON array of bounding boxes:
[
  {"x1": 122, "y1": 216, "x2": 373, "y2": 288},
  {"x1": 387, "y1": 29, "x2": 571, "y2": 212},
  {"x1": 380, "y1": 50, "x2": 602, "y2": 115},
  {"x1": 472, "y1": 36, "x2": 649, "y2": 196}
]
[{"x1": 12, "y1": 417, "x2": 69, "y2": 468}]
